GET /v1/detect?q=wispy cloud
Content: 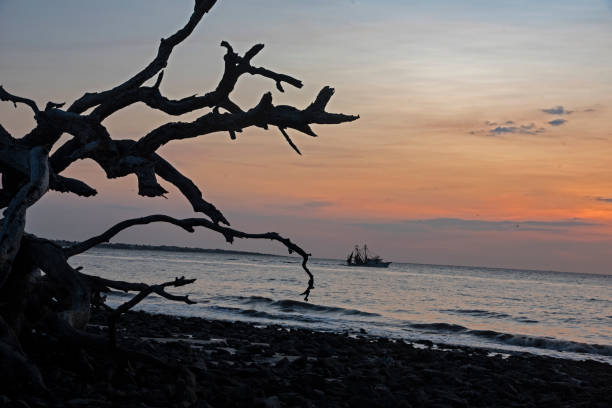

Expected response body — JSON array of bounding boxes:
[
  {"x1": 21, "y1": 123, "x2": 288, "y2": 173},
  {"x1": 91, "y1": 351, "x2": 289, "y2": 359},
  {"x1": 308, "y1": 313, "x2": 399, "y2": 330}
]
[
  {"x1": 486, "y1": 122, "x2": 546, "y2": 136},
  {"x1": 548, "y1": 118, "x2": 567, "y2": 126},
  {"x1": 596, "y1": 197, "x2": 612, "y2": 203},
  {"x1": 541, "y1": 105, "x2": 573, "y2": 115},
  {"x1": 471, "y1": 104, "x2": 581, "y2": 136},
  {"x1": 489, "y1": 126, "x2": 517, "y2": 135}
]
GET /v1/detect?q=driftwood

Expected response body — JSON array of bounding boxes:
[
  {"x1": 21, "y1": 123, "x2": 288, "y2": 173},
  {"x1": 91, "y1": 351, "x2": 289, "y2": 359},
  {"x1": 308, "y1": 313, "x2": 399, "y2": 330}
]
[{"x1": 0, "y1": 0, "x2": 357, "y2": 395}]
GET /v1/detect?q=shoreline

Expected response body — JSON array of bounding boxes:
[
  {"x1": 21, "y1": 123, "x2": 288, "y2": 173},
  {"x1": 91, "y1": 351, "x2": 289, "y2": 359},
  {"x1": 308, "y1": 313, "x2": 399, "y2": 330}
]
[
  {"x1": 106, "y1": 300, "x2": 612, "y2": 366},
  {"x1": 18, "y1": 309, "x2": 612, "y2": 407}
]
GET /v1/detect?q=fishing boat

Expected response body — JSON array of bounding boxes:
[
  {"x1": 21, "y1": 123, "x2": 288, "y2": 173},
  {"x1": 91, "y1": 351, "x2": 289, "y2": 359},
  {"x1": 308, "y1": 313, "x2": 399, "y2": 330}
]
[{"x1": 346, "y1": 244, "x2": 391, "y2": 268}]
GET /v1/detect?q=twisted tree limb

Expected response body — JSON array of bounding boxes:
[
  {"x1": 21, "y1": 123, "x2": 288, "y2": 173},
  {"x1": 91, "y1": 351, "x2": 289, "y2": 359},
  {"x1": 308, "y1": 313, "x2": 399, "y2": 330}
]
[
  {"x1": 0, "y1": 147, "x2": 49, "y2": 287},
  {"x1": 44, "y1": 86, "x2": 356, "y2": 222},
  {"x1": 107, "y1": 276, "x2": 196, "y2": 348},
  {"x1": 68, "y1": 0, "x2": 218, "y2": 114},
  {"x1": 64, "y1": 214, "x2": 314, "y2": 300},
  {"x1": 79, "y1": 273, "x2": 194, "y2": 305},
  {"x1": 0, "y1": 85, "x2": 40, "y2": 114},
  {"x1": 0, "y1": 0, "x2": 358, "y2": 397},
  {"x1": 49, "y1": 172, "x2": 97, "y2": 197},
  {"x1": 132, "y1": 87, "x2": 358, "y2": 156},
  {"x1": 90, "y1": 41, "x2": 302, "y2": 122},
  {"x1": 153, "y1": 154, "x2": 229, "y2": 225},
  {"x1": 42, "y1": 37, "x2": 355, "y2": 220},
  {"x1": 20, "y1": 235, "x2": 91, "y2": 328}
]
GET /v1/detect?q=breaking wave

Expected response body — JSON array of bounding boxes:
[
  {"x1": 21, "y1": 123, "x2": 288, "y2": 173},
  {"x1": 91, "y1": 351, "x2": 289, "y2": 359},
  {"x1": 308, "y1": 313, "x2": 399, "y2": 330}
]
[
  {"x1": 406, "y1": 321, "x2": 612, "y2": 357},
  {"x1": 409, "y1": 322, "x2": 468, "y2": 332},
  {"x1": 467, "y1": 329, "x2": 612, "y2": 357},
  {"x1": 440, "y1": 308, "x2": 511, "y2": 319},
  {"x1": 440, "y1": 308, "x2": 538, "y2": 323},
  {"x1": 238, "y1": 296, "x2": 380, "y2": 317}
]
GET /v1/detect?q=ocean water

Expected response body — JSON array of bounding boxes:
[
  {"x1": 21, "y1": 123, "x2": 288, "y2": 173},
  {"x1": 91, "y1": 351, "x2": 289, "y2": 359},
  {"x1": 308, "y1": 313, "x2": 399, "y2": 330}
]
[{"x1": 72, "y1": 248, "x2": 612, "y2": 364}]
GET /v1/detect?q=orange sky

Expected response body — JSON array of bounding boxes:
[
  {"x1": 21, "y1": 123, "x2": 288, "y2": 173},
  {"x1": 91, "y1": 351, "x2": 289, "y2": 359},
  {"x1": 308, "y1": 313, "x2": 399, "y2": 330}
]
[{"x1": 2, "y1": 1, "x2": 612, "y2": 273}]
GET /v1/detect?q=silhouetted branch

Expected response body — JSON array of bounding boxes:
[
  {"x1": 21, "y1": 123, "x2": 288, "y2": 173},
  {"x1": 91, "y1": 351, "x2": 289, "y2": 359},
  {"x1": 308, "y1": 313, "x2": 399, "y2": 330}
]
[
  {"x1": 64, "y1": 214, "x2": 314, "y2": 300},
  {"x1": 278, "y1": 127, "x2": 302, "y2": 155},
  {"x1": 20, "y1": 235, "x2": 91, "y2": 328},
  {"x1": 0, "y1": 147, "x2": 49, "y2": 287},
  {"x1": 89, "y1": 41, "x2": 302, "y2": 121},
  {"x1": 132, "y1": 87, "x2": 358, "y2": 156},
  {"x1": 68, "y1": 0, "x2": 218, "y2": 114},
  {"x1": 0, "y1": 124, "x2": 14, "y2": 144},
  {"x1": 0, "y1": 85, "x2": 39, "y2": 114},
  {"x1": 107, "y1": 276, "x2": 196, "y2": 348},
  {"x1": 79, "y1": 273, "x2": 194, "y2": 304},
  {"x1": 47, "y1": 85, "x2": 356, "y2": 226},
  {"x1": 49, "y1": 172, "x2": 97, "y2": 197},
  {"x1": 0, "y1": 0, "x2": 356, "y2": 395},
  {"x1": 153, "y1": 154, "x2": 229, "y2": 225}
]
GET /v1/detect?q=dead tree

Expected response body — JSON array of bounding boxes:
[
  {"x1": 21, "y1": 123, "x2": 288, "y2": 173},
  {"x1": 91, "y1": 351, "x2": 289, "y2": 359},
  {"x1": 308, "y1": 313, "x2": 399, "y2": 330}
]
[{"x1": 0, "y1": 0, "x2": 357, "y2": 393}]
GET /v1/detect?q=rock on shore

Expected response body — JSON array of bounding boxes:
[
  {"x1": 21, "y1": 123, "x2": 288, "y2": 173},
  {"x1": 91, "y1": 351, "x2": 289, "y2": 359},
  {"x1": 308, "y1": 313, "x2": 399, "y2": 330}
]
[{"x1": 5, "y1": 309, "x2": 612, "y2": 407}]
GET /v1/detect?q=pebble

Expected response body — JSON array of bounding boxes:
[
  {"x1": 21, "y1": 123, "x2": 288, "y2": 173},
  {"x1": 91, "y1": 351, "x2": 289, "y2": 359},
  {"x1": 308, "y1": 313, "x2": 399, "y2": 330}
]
[{"x1": 8, "y1": 309, "x2": 612, "y2": 408}]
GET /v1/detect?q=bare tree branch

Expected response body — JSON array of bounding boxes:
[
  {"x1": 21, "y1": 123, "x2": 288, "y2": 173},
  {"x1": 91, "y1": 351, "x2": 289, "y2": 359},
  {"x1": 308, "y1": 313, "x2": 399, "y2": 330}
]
[
  {"x1": 49, "y1": 172, "x2": 97, "y2": 197},
  {"x1": 0, "y1": 147, "x2": 49, "y2": 287},
  {"x1": 107, "y1": 276, "x2": 196, "y2": 348},
  {"x1": 68, "y1": 0, "x2": 218, "y2": 114},
  {"x1": 79, "y1": 272, "x2": 195, "y2": 305},
  {"x1": 89, "y1": 41, "x2": 303, "y2": 122},
  {"x1": 135, "y1": 165, "x2": 168, "y2": 197},
  {"x1": 0, "y1": 124, "x2": 16, "y2": 145},
  {"x1": 63, "y1": 215, "x2": 192, "y2": 258},
  {"x1": 20, "y1": 235, "x2": 91, "y2": 328},
  {"x1": 278, "y1": 127, "x2": 302, "y2": 155},
  {"x1": 64, "y1": 214, "x2": 314, "y2": 300},
  {"x1": 0, "y1": 85, "x2": 39, "y2": 114},
  {"x1": 153, "y1": 153, "x2": 229, "y2": 225},
  {"x1": 49, "y1": 136, "x2": 229, "y2": 223},
  {"x1": 0, "y1": 0, "x2": 356, "y2": 394},
  {"x1": 132, "y1": 87, "x2": 358, "y2": 156},
  {"x1": 47, "y1": 88, "x2": 356, "y2": 226}
]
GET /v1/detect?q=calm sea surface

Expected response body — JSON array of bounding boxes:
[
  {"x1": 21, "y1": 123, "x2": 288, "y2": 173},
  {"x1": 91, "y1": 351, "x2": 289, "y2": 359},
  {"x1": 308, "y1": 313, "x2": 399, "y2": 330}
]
[{"x1": 73, "y1": 248, "x2": 612, "y2": 364}]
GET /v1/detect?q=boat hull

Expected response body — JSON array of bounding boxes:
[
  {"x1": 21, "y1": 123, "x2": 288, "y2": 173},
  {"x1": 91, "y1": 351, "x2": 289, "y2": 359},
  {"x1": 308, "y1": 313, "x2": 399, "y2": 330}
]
[{"x1": 347, "y1": 262, "x2": 391, "y2": 268}]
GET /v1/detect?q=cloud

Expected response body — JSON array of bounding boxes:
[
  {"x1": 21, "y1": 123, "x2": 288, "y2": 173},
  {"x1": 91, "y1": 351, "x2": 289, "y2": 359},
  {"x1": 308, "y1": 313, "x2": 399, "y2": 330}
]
[
  {"x1": 486, "y1": 122, "x2": 546, "y2": 136},
  {"x1": 356, "y1": 218, "x2": 599, "y2": 233},
  {"x1": 490, "y1": 126, "x2": 517, "y2": 134},
  {"x1": 596, "y1": 197, "x2": 612, "y2": 203},
  {"x1": 541, "y1": 106, "x2": 573, "y2": 115},
  {"x1": 471, "y1": 103, "x2": 591, "y2": 137},
  {"x1": 548, "y1": 118, "x2": 567, "y2": 126}
]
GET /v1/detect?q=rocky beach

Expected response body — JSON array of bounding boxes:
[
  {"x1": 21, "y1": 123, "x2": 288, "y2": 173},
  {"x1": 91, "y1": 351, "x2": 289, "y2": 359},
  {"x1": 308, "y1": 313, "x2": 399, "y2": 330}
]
[{"x1": 5, "y1": 309, "x2": 611, "y2": 408}]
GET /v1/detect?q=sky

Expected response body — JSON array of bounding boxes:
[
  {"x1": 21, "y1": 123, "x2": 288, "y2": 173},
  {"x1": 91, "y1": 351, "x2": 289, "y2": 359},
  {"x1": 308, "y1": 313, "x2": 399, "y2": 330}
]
[{"x1": 1, "y1": 0, "x2": 612, "y2": 274}]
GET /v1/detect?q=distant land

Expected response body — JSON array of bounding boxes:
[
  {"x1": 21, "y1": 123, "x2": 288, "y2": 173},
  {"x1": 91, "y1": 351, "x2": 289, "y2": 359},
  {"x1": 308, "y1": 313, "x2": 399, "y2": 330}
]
[
  {"x1": 54, "y1": 240, "x2": 286, "y2": 258},
  {"x1": 54, "y1": 241, "x2": 595, "y2": 276}
]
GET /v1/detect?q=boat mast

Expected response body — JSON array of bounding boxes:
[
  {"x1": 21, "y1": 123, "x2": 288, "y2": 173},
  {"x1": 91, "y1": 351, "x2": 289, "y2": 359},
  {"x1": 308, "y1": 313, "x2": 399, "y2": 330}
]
[{"x1": 354, "y1": 245, "x2": 362, "y2": 263}]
